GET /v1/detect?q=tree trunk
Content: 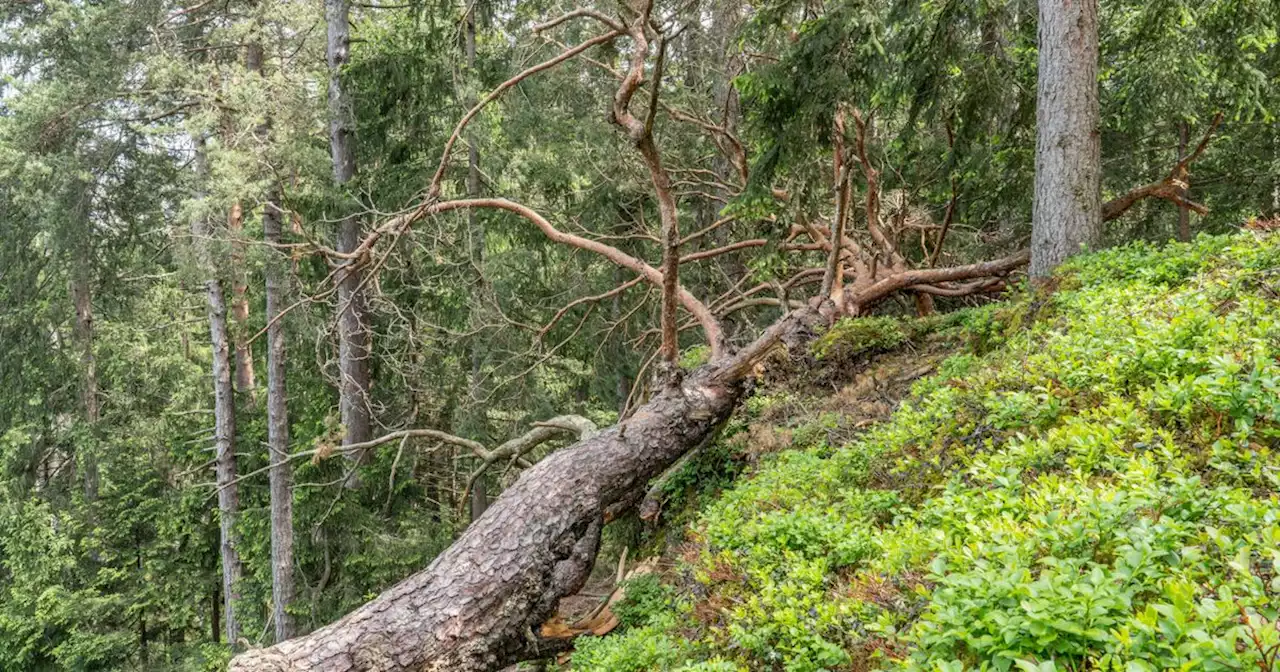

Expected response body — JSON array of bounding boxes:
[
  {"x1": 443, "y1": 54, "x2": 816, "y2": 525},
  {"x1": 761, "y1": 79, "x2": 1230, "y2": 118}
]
[
  {"x1": 246, "y1": 25, "x2": 298, "y2": 644},
  {"x1": 463, "y1": 2, "x2": 492, "y2": 522},
  {"x1": 191, "y1": 137, "x2": 243, "y2": 646},
  {"x1": 263, "y1": 189, "x2": 296, "y2": 642},
  {"x1": 1028, "y1": 0, "x2": 1101, "y2": 279},
  {"x1": 228, "y1": 309, "x2": 823, "y2": 672},
  {"x1": 328, "y1": 0, "x2": 373, "y2": 472},
  {"x1": 228, "y1": 201, "x2": 257, "y2": 397}
]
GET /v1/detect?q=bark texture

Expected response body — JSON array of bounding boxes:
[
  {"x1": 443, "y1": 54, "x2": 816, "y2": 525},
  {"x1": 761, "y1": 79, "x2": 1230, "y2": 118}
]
[
  {"x1": 191, "y1": 139, "x2": 243, "y2": 646},
  {"x1": 245, "y1": 23, "x2": 297, "y2": 642},
  {"x1": 228, "y1": 310, "x2": 824, "y2": 672},
  {"x1": 464, "y1": 1, "x2": 491, "y2": 505},
  {"x1": 263, "y1": 192, "x2": 296, "y2": 642},
  {"x1": 1029, "y1": 0, "x2": 1101, "y2": 279},
  {"x1": 228, "y1": 201, "x2": 257, "y2": 396},
  {"x1": 327, "y1": 0, "x2": 373, "y2": 461}
]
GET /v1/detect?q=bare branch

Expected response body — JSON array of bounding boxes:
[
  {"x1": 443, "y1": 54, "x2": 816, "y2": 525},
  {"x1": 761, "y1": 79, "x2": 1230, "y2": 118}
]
[
  {"x1": 1101, "y1": 112, "x2": 1223, "y2": 222},
  {"x1": 427, "y1": 30, "x2": 624, "y2": 199},
  {"x1": 429, "y1": 198, "x2": 722, "y2": 357},
  {"x1": 539, "y1": 276, "x2": 645, "y2": 338},
  {"x1": 532, "y1": 8, "x2": 624, "y2": 33}
]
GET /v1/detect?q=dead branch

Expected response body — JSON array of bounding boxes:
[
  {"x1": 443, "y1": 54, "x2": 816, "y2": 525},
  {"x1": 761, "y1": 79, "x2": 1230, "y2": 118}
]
[
  {"x1": 1101, "y1": 112, "x2": 1222, "y2": 222},
  {"x1": 429, "y1": 198, "x2": 722, "y2": 356},
  {"x1": 539, "y1": 276, "x2": 645, "y2": 338},
  {"x1": 427, "y1": 30, "x2": 624, "y2": 199},
  {"x1": 846, "y1": 250, "x2": 1030, "y2": 313}
]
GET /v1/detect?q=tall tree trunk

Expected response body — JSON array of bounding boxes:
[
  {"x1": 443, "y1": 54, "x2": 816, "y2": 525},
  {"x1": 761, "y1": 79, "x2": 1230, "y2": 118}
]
[
  {"x1": 247, "y1": 33, "x2": 298, "y2": 642},
  {"x1": 191, "y1": 137, "x2": 243, "y2": 646},
  {"x1": 327, "y1": 0, "x2": 372, "y2": 474},
  {"x1": 1177, "y1": 121, "x2": 1192, "y2": 242},
  {"x1": 263, "y1": 189, "x2": 296, "y2": 641},
  {"x1": 463, "y1": 2, "x2": 491, "y2": 521},
  {"x1": 228, "y1": 201, "x2": 258, "y2": 397},
  {"x1": 1029, "y1": 0, "x2": 1101, "y2": 279}
]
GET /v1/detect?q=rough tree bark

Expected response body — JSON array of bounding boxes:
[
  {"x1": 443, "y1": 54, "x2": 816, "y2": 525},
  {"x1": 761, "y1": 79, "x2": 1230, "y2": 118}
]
[
  {"x1": 1029, "y1": 0, "x2": 1101, "y2": 279},
  {"x1": 464, "y1": 0, "x2": 492, "y2": 520},
  {"x1": 327, "y1": 0, "x2": 373, "y2": 470},
  {"x1": 263, "y1": 189, "x2": 296, "y2": 642},
  {"x1": 244, "y1": 20, "x2": 297, "y2": 642},
  {"x1": 229, "y1": 3, "x2": 1219, "y2": 666},
  {"x1": 191, "y1": 137, "x2": 243, "y2": 646}
]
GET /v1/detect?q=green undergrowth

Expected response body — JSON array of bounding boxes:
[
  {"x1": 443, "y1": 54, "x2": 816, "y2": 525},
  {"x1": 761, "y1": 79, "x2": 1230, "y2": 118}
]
[{"x1": 570, "y1": 232, "x2": 1280, "y2": 672}]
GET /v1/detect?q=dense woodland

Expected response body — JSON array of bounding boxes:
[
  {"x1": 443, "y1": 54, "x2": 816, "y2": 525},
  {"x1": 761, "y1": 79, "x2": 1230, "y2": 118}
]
[{"x1": 0, "y1": 0, "x2": 1278, "y2": 669}]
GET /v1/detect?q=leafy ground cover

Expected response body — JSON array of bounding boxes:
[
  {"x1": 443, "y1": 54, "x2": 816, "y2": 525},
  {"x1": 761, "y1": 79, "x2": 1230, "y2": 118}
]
[{"x1": 570, "y1": 232, "x2": 1280, "y2": 672}]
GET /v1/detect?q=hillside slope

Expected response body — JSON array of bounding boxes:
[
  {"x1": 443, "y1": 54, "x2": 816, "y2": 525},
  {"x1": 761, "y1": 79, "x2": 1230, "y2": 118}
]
[{"x1": 570, "y1": 231, "x2": 1280, "y2": 672}]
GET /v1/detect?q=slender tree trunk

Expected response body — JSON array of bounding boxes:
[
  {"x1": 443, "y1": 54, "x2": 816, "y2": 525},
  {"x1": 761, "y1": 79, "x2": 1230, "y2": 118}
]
[
  {"x1": 263, "y1": 188, "x2": 296, "y2": 641},
  {"x1": 228, "y1": 201, "x2": 258, "y2": 397},
  {"x1": 327, "y1": 0, "x2": 372, "y2": 474},
  {"x1": 463, "y1": 2, "x2": 492, "y2": 522},
  {"x1": 1029, "y1": 0, "x2": 1101, "y2": 279},
  {"x1": 191, "y1": 137, "x2": 243, "y2": 646},
  {"x1": 245, "y1": 32, "x2": 298, "y2": 641},
  {"x1": 1177, "y1": 121, "x2": 1192, "y2": 242}
]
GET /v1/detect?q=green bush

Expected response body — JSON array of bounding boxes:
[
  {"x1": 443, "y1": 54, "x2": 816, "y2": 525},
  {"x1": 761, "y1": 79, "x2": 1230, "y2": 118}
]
[{"x1": 574, "y1": 233, "x2": 1280, "y2": 671}]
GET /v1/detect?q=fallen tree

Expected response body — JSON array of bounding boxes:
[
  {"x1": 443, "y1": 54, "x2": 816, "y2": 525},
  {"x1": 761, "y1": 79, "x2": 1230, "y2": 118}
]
[{"x1": 230, "y1": 2, "x2": 1221, "y2": 668}]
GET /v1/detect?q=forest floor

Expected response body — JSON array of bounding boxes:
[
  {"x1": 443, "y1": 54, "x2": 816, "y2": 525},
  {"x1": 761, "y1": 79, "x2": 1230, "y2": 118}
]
[{"x1": 562, "y1": 231, "x2": 1280, "y2": 672}]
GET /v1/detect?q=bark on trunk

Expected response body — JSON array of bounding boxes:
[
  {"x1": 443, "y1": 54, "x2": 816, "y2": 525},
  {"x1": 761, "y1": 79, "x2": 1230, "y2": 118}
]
[
  {"x1": 264, "y1": 189, "x2": 296, "y2": 642},
  {"x1": 246, "y1": 26, "x2": 297, "y2": 644},
  {"x1": 191, "y1": 137, "x2": 243, "y2": 646},
  {"x1": 464, "y1": 0, "x2": 491, "y2": 466},
  {"x1": 228, "y1": 201, "x2": 257, "y2": 397},
  {"x1": 328, "y1": 0, "x2": 373, "y2": 469},
  {"x1": 229, "y1": 309, "x2": 825, "y2": 672},
  {"x1": 1029, "y1": 0, "x2": 1101, "y2": 279}
]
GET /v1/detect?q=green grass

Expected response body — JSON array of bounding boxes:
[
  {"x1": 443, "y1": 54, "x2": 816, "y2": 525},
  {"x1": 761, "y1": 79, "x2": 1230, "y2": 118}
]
[{"x1": 571, "y1": 232, "x2": 1280, "y2": 672}]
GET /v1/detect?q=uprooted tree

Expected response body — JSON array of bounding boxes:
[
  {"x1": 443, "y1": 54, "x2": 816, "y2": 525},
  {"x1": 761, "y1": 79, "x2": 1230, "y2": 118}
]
[{"x1": 229, "y1": 2, "x2": 1221, "y2": 669}]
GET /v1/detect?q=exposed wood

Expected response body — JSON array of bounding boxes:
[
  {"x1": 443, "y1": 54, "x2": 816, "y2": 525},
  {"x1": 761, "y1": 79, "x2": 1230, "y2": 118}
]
[{"x1": 1100, "y1": 113, "x2": 1221, "y2": 223}]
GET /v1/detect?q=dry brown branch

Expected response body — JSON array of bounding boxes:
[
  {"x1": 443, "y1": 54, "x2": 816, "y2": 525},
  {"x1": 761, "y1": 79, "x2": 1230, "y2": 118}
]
[
  {"x1": 427, "y1": 29, "x2": 624, "y2": 199},
  {"x1": 680, "y1": 239, "x2": 767, "y2": 263},
  {"x1": 538, "y1": 275, "x2": 645, "y2": 338},
  {"x1": 430, "y1": 198, "x2": 722, "y2": 356},
  {"x1": 531, "y1": 8, "x2": 624, "y2": 33},
  {"x1": 1101, "y1": 112, "x2": 1222, "y2": 222}
]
